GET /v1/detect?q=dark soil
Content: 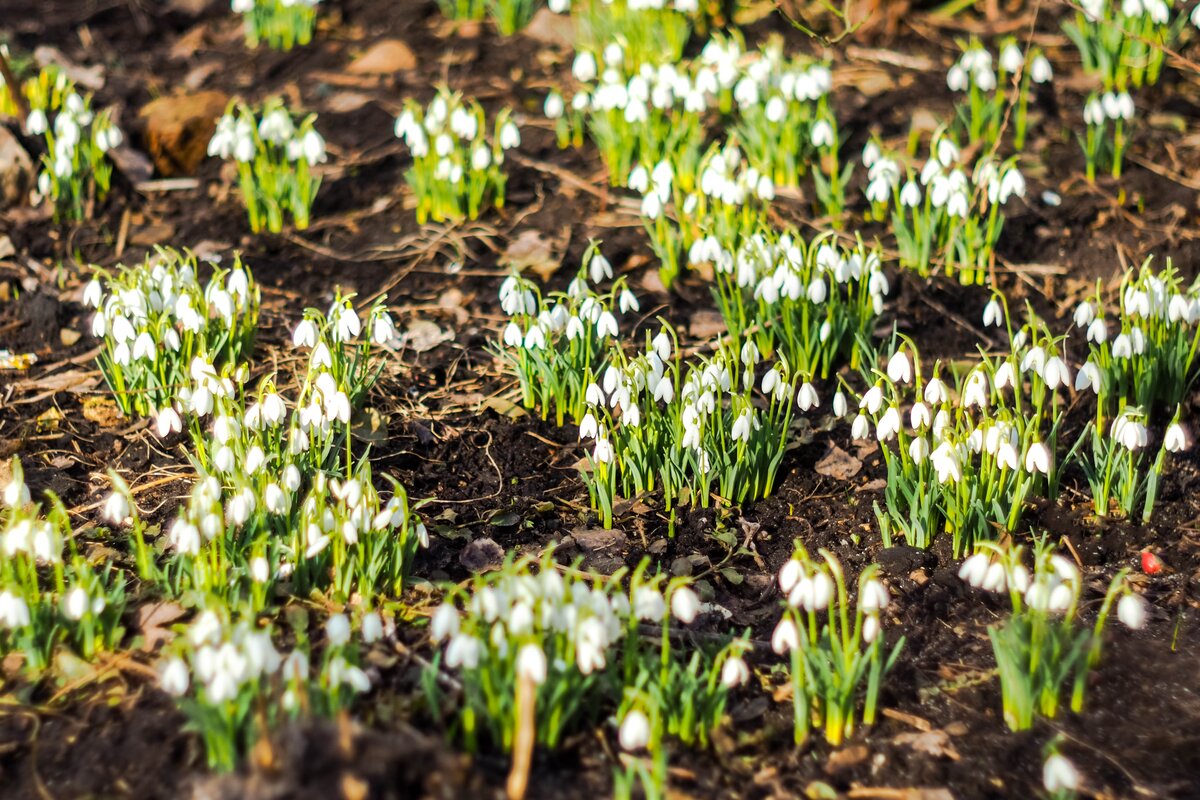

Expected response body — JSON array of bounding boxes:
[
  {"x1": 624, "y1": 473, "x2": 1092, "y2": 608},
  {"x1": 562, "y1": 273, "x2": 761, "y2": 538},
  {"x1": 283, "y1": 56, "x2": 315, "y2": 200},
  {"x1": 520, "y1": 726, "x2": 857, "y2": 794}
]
[{"x1": 2, "y1": 0, "x2": 1200, "y2": 798}]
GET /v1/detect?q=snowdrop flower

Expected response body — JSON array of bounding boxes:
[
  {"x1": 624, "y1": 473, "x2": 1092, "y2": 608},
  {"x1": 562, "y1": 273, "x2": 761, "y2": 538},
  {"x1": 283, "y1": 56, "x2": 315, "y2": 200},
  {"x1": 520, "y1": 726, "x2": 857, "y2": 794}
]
[
  {"x1": 923, "y1": 378, "x2": 948, "y2": 405},
  {"x1": 572, "y1": 52, "x2": 597, "y2": 83},
  {"x1": 851, "y1": 413, "x2": 871, "y2": 440},
  {"x1": 877, "y1": 407, "x2": 901, "y2": 441},
  {"x1": 771, "y1": 617, "x2": 799, "y2": 654},
  {"x1": 1042, "y1": 356, "x2": 1070, "y2": 390},
  {"x1": 1043, "y1": 754, "x2": 1080, "y2": 794},
  {"x1": 0, "y1": 591, "x2": 31, "y2": 628},
  {"x1": 860, "y1": 384, "x2": 884, "y2": 414},
  {"x1": 1023, "y1": 441, "x2": 1052, "y2": 476},
  {"x1": 958, "y1": 553, "x2": 990, "y2": 587},
  {"x1": 103, "y1": 491, "x2": 130, "y2": 524},
  {"x1": 516, "y1": 643, "x2": 547, "y2": 685},
  {"x1": 671, "y1": 586, "x2": 700, "y2": 623},
  {"x1": 1030, "y1": 54, "x2": 1053, "y2": 84},
  {"x1": 159, "y1": 656, "x2": 190, "y2": 696},
  {"x1": 544, "y1": 92, "x2": 564, "y2": 119},
  {"x1": 899, "y1": 181, "x2": 921, "y2": 208},
  {"x1": 431, "y1": 603, "x2": 459, "y2": 643},
  {"x1": 860, "y1": 579, "x2": 890, "y2": 612},
  {"x1": 1000, "y1": 42, "x2": 1024, "y2": 73},
  {"x1": 589, "y1": 252, "x2": 613, "y2": 284},
  {"x1": 499, "y1": 121, "x2": 520, "y2": 150},
  {"x1": 619, "y1": 709, "x2": 651, "y2": 751},
  {"x1": 326, "y1": 614, "x2": 352, "y2": 646},
  {"x1": 887, "y1": 351, "x2": 913, "y2": 383},
  {"x1": 4, "y1": 473, "x2": 31, "y2": 508},
  {"x1": 811, "y1": 119, "x2": 834, "y2": 148},
  {"x1": 1112, "y1": 333, "x2": 1133, "y2": 359},
  {"x1": 1165, "y1": 422, "x2": 1190, "y2": 453},
  {"x1": 833, "y1": 391, "x2": 847, "y2": 418},
  {"x1": 1117, "y1": 592, "x2": 1147, "y2": 630},
  {"x1": 797, "y1": 383, "x2": 820, "y2": 412},
  {"x1": 720, "y1": 655, "x2": 750, "y2": 688}
]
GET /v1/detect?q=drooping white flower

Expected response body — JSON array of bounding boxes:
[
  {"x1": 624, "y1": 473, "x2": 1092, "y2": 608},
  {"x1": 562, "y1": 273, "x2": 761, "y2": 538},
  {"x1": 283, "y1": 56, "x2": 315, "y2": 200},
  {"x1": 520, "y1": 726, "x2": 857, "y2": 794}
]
[
  {"x1": 618, "y1": 709, "x2": 651, "y2": 751},
  {"x1": 1117, "y1": 593, "x2": 1147, "y2": 630},
  {"x1": 1043, "y1": 754, "x2": 1080, "y2": 794}
]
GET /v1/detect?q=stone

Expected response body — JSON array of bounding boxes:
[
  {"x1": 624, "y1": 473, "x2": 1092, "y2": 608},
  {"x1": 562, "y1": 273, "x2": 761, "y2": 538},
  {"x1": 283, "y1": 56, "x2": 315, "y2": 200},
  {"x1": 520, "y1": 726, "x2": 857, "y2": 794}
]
[
  {"x1": 138, "y1": 90, "x2": 229, "y2": 177},
  {"x1": 346, "y1": 39, "x2": 417, "y2": 74},
  {"x1": 0, "y1": 125, "x2": 33, "y2": 210}
]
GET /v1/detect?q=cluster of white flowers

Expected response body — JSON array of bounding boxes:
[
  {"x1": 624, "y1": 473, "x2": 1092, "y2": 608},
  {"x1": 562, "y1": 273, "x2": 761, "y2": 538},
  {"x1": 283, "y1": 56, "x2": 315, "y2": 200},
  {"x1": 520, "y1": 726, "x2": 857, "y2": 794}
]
[
  {"x1": 773, "y1": 557, "x2": 891, "y2": 650},
  {"x1": 431, "y1": 565, "x2": 700, "y2": 680},
  {"x1": 87, "y1": 250, "x2": 259, "y2": 419},
  {"x1": 1081, "y1": 0, "x2": 1168, "y2": 24},
  {"x1": 946, "y1": 42, "x2": 1052, "y2": 93},
  {"x1": 1083, "y1": 90, "x2": 1135, "y2": 126},
  {"x1": 498, "y1": 260, "x2": 631, "y2": 353},
  {"x1": 29, "y1": 91, "x2": 121, "y2": 190},
  {"x1": 232, "y1": 0, "x2": 321, "y2": 11},
  {"x1": 866, "y1": 134, "x2": 1025, "y2": 215},
  {"x1": 395, "y1": 93, "x2": 518, "y2": 178},
  {"x1": 209, "y1": 105, "x2": 326, "y2": 166}
]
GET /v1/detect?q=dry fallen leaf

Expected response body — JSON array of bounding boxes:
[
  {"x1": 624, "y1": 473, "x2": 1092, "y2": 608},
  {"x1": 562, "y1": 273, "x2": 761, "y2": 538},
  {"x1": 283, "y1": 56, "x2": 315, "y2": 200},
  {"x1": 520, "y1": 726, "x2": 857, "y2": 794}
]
[
  {"x1": 136, "y1": 600, "x2": 187, "y2": 651},
  {"x1": 815, "y1": 444, "x2": 862, "y2": 481},
  {"x1": 894, "y1": 729, "x2": 960, "y2": 761},
  {"x1": 81, "y1": 396, "x2": 123, "y2": 427},
  {"x1": 501, "y1": 227, "x2": 568, "y2": 282},
  {"x1": 400, "y1": 320, "x2": 453, "y2": 353}
]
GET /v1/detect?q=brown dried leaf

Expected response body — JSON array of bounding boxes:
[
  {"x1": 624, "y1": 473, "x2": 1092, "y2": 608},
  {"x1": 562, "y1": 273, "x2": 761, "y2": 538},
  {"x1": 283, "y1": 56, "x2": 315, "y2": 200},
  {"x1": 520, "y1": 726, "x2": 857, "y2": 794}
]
[
  {"x1": 136, "y1": 600, "x2": 187, "y2": 651},
  {"x1": 815, "y1": 444, "x2": 862, "y2": 481},
  {"x1": 347, "y1": 39, "x2": 418, "y2": 74}
]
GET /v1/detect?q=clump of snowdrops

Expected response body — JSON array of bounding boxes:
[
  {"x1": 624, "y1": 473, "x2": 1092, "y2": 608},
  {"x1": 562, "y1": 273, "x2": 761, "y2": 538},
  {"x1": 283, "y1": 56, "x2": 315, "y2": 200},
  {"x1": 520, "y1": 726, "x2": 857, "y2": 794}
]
[
  {"x1": 1071, "y1": 406, "x2": 1188, "y2": 521},
  {"x1": 394, "y1": 87, "x2": 519, "y2": 223},
  {"x1": 959, "y1": 540, "x2": 1146, "y2": 732},
  {"x1": 864, "y1": 131, "x2": 1025, "y2": 285},
  {"x1": 87, "y1": 247, "x2": 260, "y2": 419},
  {"x1": 1081, "y1": 89, "x2": 1134, "y2": 181},
  {"x1": 157, "y1": 608, "x2": 376, "y2": 771},
  {"x1": 426, "y1": 553, "x2": 748, "y2": 758},
  {"x1": 1, "y1": 458, "x2": 128, "y2": 674},
  {"x1": 729, "y1": 38, "x2": 833, "y2": 188},
  {"x1": 697, "y1": 227, "x2": 887, "y2": 380},
  {"x1": 1064, "y1": 0, "x2": 1182, "y2": 91},
  {"x1": 494, "y1": 242, "x2": 636, "y2": 425},
  {"x1": 1071, "y1": 257, "x2": 1200, "y2": 426},
  {"x1": 232, "y1": 0, "x2": 321, "y2": 50},
  {"x1": 854, "y1": 306, "x2": 1069, "y2": 554},
  {"x1": 208, "y1": 98, "x2": 326, "y2": 233},
  {"x1": 946, "y1": 38, "x2": 1052, "y2": 151},
  {"x1": 113, "y1": 295, "x2": 425, "y2": 613},
  {"x1": 640, "y1": 140, "x2": 775, "y2": 288},
  {"x1": 557, "y1": 46, "x2": 706, "y2": 191},
  {"x1": 579, "y1": 323, "x2": 802, "y2": 528},
  {"x1": 568, "y1": 0, "x2": 696, "y2": 71},
  {"x1": 20, "y1": 69, "x2": 123, "y2": 222},
  {"x1": 771, "y1": 546, "x2": 903, "y2": 746}
]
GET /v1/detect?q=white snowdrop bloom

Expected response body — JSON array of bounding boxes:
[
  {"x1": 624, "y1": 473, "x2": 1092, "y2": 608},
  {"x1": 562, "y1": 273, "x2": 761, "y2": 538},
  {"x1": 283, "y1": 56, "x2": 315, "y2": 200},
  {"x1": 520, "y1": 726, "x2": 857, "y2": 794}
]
[
  {"x1": 1073, "y1": 360, "x2": 1100, "y2": 394},
  {"x1": 876, "y1": 407, "x2": 901, "y2": 441},
  {"x1": 982, "y1": 561, "x2": 1009, "y2": 593},
  {"x1": 909, "y1": 435, "x2": 930, "y2": 464},
  {"x1": 671, "y1": 586, "x2": 700, "y2": 623},
  {"x1": 1113, "y1": 414, "x2": 1149, "y2": 450},
  {"x1": 860, "y1": 384, "x2": 884, "y2": 414},
  {"x1": 1023, "y1": 441, "x2": 1052, "y2": 476},
  {"x1": 1113, "y1": 92, "x2": 1134, "y2": 120},
  {"x1": 862, "y1": 613, "x2": 881, "y2": 643},
  {"x1": 156, "y1": 406, "x2": 183, "y2": 437},
  {"x1": 516, "y1": 643, "x2": 547, "y2": 685},
  {"x1": 946, "y1": 63, "x2": 969, "y2": 92},
  {"x1": 523, "y1": 325, "x2": 546, "y2": 350},
  {"x1": 1030, "y1": 54, "x2": 1053, "y2": 84},
  {"x1": 335, "y1": 306, "x2": 361, "y2": 341},
  {"x1": 811, "y1": 119, "x2": 834, "y2": 148},
  {"x1": 326, "y1": 614, "x2": 352, "y2": 647},
  {"x1": 993, "y1": 361, "x2": 1016, "y2": 391},
  {"x1": 0, "y1": 591, "x2": 30, "y2": 629},
  {"x1": 1165, "y1": 421, "x2": 1190, "y2": 453},
  {"x1": 103, "y1": 491, "x2": 130, "y2": 524},
  {"x1": 721, "y1": 655, "x2": 750, "y2": 688},
  {"x1": 771, "y1": 617, "x2": 800, "y2": 654},
  {"x1": 592, "y1": 437, "x2": 614, "y2": 464},
  {"x1": 851, "y1": 413, "x2": 871, "y2": 440},
  {"x1": 797, "y1": 383, "x2": 820, "y2": 412},
  {"x1": 958, "y1": 553, "x2": 990, "y2": 587},
  {"x1": 833, "y1": 391, "x2": 848, "y2": 418},
  {"x1": 778, "y1": 559, "x2": 803, "y2": 594},
  {"x1": 1042, "y1": 356, "x2": 1070, "y2": 390},
  {"x1": 860, "y1": 579, "x2": 890, "y2": 612},
  {"x1": 619, "y1": 709, "x2": 651, "y2": 751},
  {"x1": 430, "y1": 603, "x2": 459, "y2": 643},
  {"x1": 923, "y1": 378, "x2": 948, "y2": 405},
  {"x1": 499, "y1": 121, "x2": 520, "y2": 150},
  {"x1": 572, "y1": 51, "x2": 597, "y2": 82},
  {"x1": 931, "y1": 441, "x2": 963, "y2": 483},
  {"x1": 1083, "y1": 96, "x2": 1104, "y2": 126},
  {"x1": 292, "y1": 319, "x2": 318, "y2": 348},
  {"x1": 887, "y1": 350, "x2": 913, "y2": 383},
  {"x1": 1074, "y1": 301, "x2": 1096, "y2": 328},
  {"x1": 899, "y1": 180, "x2": 921, "y2": 208},
  {"x1": 589, "y1": 252, "x2": 613, "y2": 284},
  {"x1": 1000, "y1": 42, "x2": 1024, "y2": 73},
  {"x1": 1043, "y1": 754, "x2": 1080, "y2": 794},
  {"x1": 1112, "y1": 332, "x2": 1133, "y2": 359},
  {"x1": 963, "y1": 370, "x2": 989, "y2": 408},
  {"x1": 596, "y1": 311, "x2": 618, "y2": 339},
  {"x1": 1086, "y1": 317, "x2": 1107, "y2": 344}
]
